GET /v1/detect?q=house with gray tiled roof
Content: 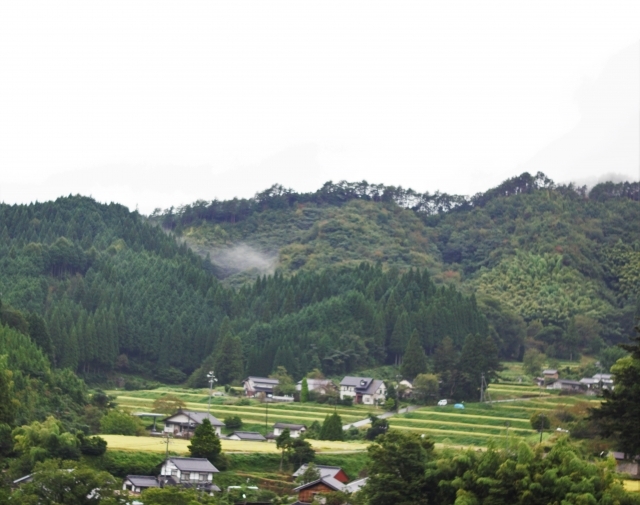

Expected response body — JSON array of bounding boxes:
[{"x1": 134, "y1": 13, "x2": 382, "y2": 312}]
[
  {"x1": 162, "y1": 409, "x2": 225, "y2": 437},
  {"x1": 339, "y1": 376, "x2": 386, "y2": 405},
  {"x1": 227, "y1": 431, "x2": 267, "y2": 442},
  {"x1": 123, "y1": 457, "x2": 221, "y2": 495}
]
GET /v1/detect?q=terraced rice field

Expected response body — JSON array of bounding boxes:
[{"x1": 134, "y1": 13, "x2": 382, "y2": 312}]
[
  {"x1": 100, "y1": 435, "x2": 366, "y2": 454},
  {"x1": 108, "y1": 386, "x2": 600, "y2": 449}
]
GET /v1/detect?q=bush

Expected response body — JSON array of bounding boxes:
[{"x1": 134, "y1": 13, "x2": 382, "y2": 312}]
[
  {"x1": 100, "y1": 410, "x2": 144, "y2": 436},
  {"x1": 153, "y1": 366, "x2": 187, "y2": 384},
  {"x1": 78, "y1": 435, "x2": 107, "y2": 457},
  {"x1": 530, "y1": 412, "x2": 551, "y2": 431},
  {"x1": 237, "y1": 398, "x2": 251, "y2": 406},
  {"x1": 338, "y1": 396, "x2": 353, "y2": 407},
  {"x1": 224, "y1": 415, "x2": 243, "y2": 430},
  {"x1": 91, "y1": 451, "x2": 165, "y2": 478}
]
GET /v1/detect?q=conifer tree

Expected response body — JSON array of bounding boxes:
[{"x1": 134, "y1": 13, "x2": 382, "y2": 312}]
[
  {"x1": 319, "y1": 412, "x2": 343, "y2": 441},
  {"x1": 188, "y1": 418, "x2": 222, "y2": 464},
  {"x1": 401, "y1": 330, "x2": 427, "y2": 380},
  {"x1": 214, "y1": 319, "x2": 244, "y2": 385},
  {"x1": 300, "y1": 377, "x2": 309, "y2": 403},
  {"x1": 390, "y1": 311, "x2": 411, "y2": 365}
]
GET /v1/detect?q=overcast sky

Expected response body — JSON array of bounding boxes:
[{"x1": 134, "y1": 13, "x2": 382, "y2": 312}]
[{"x1": 1, "y1": 1, "x2": 639, "y2": 214}]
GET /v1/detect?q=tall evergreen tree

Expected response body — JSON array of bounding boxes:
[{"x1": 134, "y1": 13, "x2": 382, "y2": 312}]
[
  {"x1": 319, "y1": 412, "x2": 343, "y2": 441},
  {"x1": 214, "y1": 319, "x2": 244, "y2": 385},
  {"x1": 300, "y1": 377, "x2": 309, "y2": 403},
  {"x1": 390, "y1": 311, "x2": 412, "y2": 365},
  {"x1": 401, "y1": 330, "x2": 427, "y2": 380},
  {"x1": 188, "y1": 418, "x2": 222, "y2": 464}
]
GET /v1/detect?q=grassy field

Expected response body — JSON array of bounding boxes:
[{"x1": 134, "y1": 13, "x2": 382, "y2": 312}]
[{"x1": 108, "y1": 385, "x2": 601, "y2": 449}]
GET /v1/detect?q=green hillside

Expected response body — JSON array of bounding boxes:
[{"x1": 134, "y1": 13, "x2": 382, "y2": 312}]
[
  {"x1": 0, "y1": 195, "x2": 491, "y2": 401},
  {"x1": 0, "y1": 174, "x2": 638, "y2": 397},
  {"x1": 164, "y1": 174, "x2": 640, "y2": 355}
]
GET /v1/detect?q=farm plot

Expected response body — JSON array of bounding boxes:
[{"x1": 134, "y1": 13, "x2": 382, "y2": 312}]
[
  {"x1": 100, "y1": 435, "x2": 367, "y2": 454},
  {"x1": 108, "y1": 388, "x2": 376, "y2": 429},
  {"x1": 385, "y1": 398, "x2": 580, "y2": 447},
  {"x1": 109, "y1": 388, "x2": 592, "y2": 449}
]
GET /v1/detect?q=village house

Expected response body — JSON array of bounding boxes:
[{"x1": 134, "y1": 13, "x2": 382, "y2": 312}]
[
  {"x1": 580, "y1": 373, "x2": 614, "y2": 390},
  {"x1": 121, "y1": 475, "x2": 159, "y2": 494},
  {"x1": 273, "y1": 422, "x2": 307, "y2": 438},
  {"x1": 162, "y1": 409, "x2": 225, "y2": 437},
  {"x1": 546, "y1": 379, "x2": 587, "y2": 393},
  {"x1": 123, "y1": 457, "x2": 221, "y2": 495},
  {"x1": 292, "y1": 474, "x2": 368, "y2": 504},
  {"x1": 542, "y1": 369, "x2": 559, "y2": 380},
  {"x1": 397, "y1": 379, "x2": 413, "y2": 399},
  {"x1": 339, "y1": 376, "x2": 386, "y2": 405},
  {"x1": 609, "y1": 452, "x2": 640, "y2": 478},
  {"x1": 243, "y1": 376, "x2": 279, "y2": 397},
  {"x1": 292, "y1": 464, "x2": 349, "y2": 483},
  {"x1": 295, "y1": 378, "x2": 335, "y2": 395},
  {"x1": 227, "y1": 431, "x2": 267, "y2": 442}
]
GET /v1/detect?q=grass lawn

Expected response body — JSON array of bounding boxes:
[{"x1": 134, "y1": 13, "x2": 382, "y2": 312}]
[{"x1": 100, "y1": 435, "x2": 369, "y2": 454}]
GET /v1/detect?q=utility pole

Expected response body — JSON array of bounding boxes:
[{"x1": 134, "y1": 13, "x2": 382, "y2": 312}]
[
  {"x1": 264, "y1": 397, "x2": 269, "y2": 433},
  {"x1": 207, "y1": 371, "x2": 217, "y2": 415},
  {"x1": 539, "y1": 414, "x2": 545, "y2": 444},
  {"x1": 505, "y1": 422, "x2": 510, "y2": 451},
  {"x1": 480, "y1": 373, "x2": 492, "y2": 404}
]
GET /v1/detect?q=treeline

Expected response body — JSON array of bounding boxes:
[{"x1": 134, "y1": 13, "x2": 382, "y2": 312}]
[{"x1": 158, "y1": 172, "x2": 639, "y2": 231}]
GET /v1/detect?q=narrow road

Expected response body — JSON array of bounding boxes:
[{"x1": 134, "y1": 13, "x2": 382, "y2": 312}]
[{"x1": 342, "y1": 405, "x2": 419, "y2": 430}]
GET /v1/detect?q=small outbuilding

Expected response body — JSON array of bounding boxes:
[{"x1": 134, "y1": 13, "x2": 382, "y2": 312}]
[{"x1": 227, "y1": 431, "x2": 267, "y2": 442}]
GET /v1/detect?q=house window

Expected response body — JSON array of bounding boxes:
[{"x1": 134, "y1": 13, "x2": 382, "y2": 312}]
[
  {"x1": 171, "y1": 469, "x2": 179, "y2": 478},
  {"x1": 199, "y1": 473, "x2": 208, "y2": 481}
]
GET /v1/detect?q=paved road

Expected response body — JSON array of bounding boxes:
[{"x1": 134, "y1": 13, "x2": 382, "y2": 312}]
[{"x1": 343, "y1": 405, "x2": 419, "y2": 430}]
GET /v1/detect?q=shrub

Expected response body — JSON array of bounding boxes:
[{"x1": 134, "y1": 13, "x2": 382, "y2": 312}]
[
  {"x1": 100, "y1": 410, "x2": 144, "y2": 436},
  {"x1": 78, "y1": 435, "x2": 107, "y2": 457},
  {"x1": 153, "y1": 366, "x2": 187, "y2": 384},
  {"x1": 224, "y1": 415, "x2": 243, "y2": 430},
  {"x1": 530, "y1": 412, "x2": 551, "y2": 431}
]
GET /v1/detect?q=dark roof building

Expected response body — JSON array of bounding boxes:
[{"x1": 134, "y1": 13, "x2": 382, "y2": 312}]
[
  {"x1": 122, "y1": 475, "x2": 160, "y2": 494},
  {"x1": 293, "y1": 464, "x2": 349, "y2": 483},
  {"x1": 163, "y1": 409, "x2": 225, "y2": 437},
  {"x1": 228, "y1": 431, "x2": 267, "y2": 441}
]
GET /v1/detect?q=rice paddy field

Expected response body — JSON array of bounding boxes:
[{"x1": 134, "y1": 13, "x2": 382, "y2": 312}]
[
  {"x1": 106, "y1": 380, "x2": 601, "y2": 450},
  {"x1": 624, "y1": 480, "x2": 640, "y2": 493},
  {"x1": 100, "y1": 434, "x2": 367, "y2": 454}
]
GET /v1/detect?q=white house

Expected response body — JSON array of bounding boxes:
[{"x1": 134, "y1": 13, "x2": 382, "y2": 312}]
[
  {"x1": 159, "y1": 457, "x2": 220, "y2": 492},
  {"x1": 273, "y1": 422, "x2": 306, "y2": 438},
  {"x1": 123, "y1": 457, "x2": 221, "y2": 495},
  {"x1": 295, "y1": 378, "x2": 335, "y2": 395},
  {"x1": 546, "y1": 379, "x2": 586, "y2": 393},
  {"x1": 162, "y1": 409, "x2": 225, "y2": 437},
  {"x1": 243, "y1": 376, "x2": 279, "y2": 397},
  {"x1": 339, "y1": 377, "x2": 386, "y2": 405},
  {"x1": 122, "y1": 475, "x2": 159, "y2": 494}
]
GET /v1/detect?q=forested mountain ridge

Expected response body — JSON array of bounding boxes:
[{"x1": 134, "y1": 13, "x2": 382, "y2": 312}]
[
  {"x1": 0, "y1": 174, "x2": 638, "y2": 396},
  {"x1": 163, "y1": 173, "x2": 639, "y2": 347},
  {"x1": 0, "y1": 195, "x2": 490, "y2": 397}
]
